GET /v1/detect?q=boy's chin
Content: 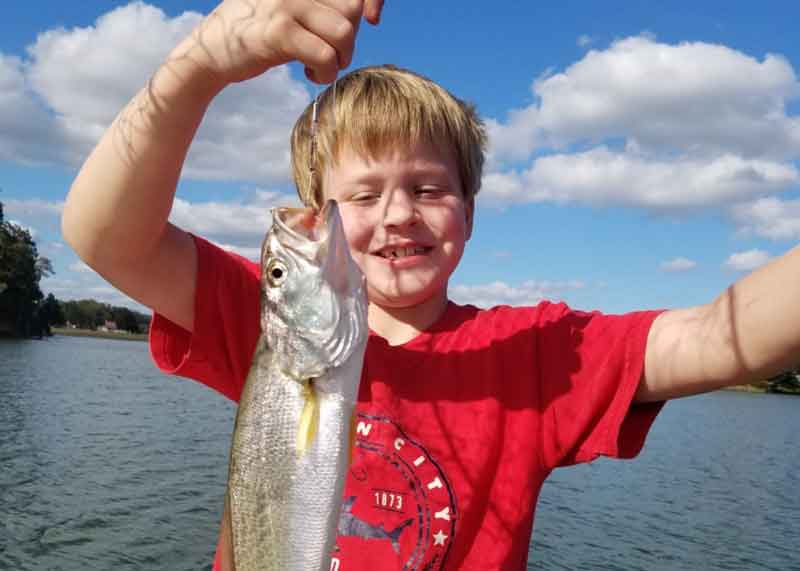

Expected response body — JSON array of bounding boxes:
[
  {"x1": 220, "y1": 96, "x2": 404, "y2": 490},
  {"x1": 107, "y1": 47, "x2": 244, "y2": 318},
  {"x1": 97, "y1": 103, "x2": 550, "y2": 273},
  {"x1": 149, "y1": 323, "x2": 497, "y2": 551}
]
[{"x1": 366, "y1": 284, "x2": 449, "y2": 311}]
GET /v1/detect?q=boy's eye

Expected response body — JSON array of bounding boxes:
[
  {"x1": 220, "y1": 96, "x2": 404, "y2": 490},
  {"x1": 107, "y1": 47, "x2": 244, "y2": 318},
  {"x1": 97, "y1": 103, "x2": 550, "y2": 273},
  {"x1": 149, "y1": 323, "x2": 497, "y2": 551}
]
[
  {"x1": 349, "y1": 191, "x2": 380, "y2": 202},
  {"x1": 415, "y1": 186, "x2": 445, "y2": 197}
]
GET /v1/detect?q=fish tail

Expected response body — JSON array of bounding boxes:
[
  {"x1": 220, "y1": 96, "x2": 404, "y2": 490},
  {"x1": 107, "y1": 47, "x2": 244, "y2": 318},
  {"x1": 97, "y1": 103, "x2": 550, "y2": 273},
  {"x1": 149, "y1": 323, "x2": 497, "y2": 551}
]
[
  {"x1": 389, "y1": 519, "x2": 414, "y2": 554},
  {"x1": 296, "y1": 380, "x2": 320, "y2": 455}
]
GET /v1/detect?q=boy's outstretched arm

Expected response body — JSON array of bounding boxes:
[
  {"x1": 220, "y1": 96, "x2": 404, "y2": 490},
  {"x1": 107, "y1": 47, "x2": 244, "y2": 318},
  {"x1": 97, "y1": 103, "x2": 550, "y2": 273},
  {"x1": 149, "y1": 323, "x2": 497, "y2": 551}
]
[
  {"x1": 637, "y1": 244, "x2": 800, "y2": 402},
  {"x1": 62, "y1": 0, "x2": 382, "y2": 332}
]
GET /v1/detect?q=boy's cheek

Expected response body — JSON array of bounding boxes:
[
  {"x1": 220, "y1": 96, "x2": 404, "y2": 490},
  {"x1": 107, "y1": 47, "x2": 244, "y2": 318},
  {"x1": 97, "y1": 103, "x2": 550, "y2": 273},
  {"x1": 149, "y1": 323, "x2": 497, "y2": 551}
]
[{"x1": 337, "y1": 209, "x2": 369, "y2": 250}]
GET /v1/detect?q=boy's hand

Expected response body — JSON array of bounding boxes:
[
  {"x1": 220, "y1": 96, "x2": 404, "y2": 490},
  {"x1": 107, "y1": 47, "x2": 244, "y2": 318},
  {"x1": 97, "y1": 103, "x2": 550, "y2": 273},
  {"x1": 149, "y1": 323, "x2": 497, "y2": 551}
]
[{"x1": 184, "y1": 0, "x2": 384, "y2": 88}]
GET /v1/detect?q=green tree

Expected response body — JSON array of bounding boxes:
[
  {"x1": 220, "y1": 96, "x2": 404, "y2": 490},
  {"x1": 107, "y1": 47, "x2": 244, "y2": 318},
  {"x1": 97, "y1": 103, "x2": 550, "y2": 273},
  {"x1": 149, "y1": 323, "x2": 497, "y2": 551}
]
[
  {"x1": 59, "y1": 298, "x2": 149, "y2": 333},
  {"x1": 0, "y1": 200, "x2": 54, "y2": 337},
  {"x1": 41, "y1": 293, "x2": 66, "y2": 329},
  {"x1": 111, "y1": 306, "x2": 141, "y2": 334},
  {"x1": 62, "y1": 299, "x2": 108, "y2": 329},
  {"x1": 0, "y1": 201, "x2": 6, "y2": 297},
  {"x1": 768, "y1": 367, "x2": 800, "y2": 395}
]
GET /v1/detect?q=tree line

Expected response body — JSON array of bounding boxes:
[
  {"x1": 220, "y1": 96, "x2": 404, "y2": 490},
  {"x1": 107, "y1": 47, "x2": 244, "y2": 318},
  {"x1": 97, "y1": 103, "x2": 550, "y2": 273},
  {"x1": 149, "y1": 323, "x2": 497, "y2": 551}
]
[
  {"x1": 0, "y1": 199, "x2": 149, "y2": 337},
  {"x1": 0, "y1": 200, "x2": 53, "y2": 337},
  {"x1": 57, "y1": 298, "x2": 150, "y2": 334}
]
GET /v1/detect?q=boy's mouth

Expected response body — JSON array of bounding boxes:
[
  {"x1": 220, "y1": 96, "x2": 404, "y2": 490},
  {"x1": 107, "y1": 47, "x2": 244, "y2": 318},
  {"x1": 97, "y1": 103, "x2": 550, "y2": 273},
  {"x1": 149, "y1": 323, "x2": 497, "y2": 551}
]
[{"x1": 374, "y1": 245, "x2": 432, "y2": 259}]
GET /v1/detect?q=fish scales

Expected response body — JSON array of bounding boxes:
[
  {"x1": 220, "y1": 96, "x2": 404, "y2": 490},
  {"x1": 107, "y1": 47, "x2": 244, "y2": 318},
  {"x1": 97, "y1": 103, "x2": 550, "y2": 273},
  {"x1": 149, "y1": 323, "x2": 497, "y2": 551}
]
[{"x1": 221, "y1": 201, "x2": 368, "y2": 571}]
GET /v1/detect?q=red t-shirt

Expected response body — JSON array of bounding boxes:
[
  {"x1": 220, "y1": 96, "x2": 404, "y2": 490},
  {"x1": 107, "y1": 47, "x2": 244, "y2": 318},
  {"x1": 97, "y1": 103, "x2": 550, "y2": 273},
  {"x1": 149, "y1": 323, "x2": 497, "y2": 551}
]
[{"x1": 150, "y1": 236, "x2": 664, "y2": 570}]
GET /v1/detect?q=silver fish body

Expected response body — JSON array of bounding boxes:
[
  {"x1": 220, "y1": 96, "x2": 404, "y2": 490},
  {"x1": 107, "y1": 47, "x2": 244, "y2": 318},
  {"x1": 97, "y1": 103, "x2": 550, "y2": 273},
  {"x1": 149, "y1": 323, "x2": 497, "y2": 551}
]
[{"x1": 222, "y1": 201, "x2": 368, "y2": 571}]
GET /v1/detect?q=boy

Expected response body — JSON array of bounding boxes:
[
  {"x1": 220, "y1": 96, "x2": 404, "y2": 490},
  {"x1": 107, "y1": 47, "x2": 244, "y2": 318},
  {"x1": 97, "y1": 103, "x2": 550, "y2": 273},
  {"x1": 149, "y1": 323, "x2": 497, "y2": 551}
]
[{"x1": 62, "y1": 1, "x2": 800, "y2": 569}]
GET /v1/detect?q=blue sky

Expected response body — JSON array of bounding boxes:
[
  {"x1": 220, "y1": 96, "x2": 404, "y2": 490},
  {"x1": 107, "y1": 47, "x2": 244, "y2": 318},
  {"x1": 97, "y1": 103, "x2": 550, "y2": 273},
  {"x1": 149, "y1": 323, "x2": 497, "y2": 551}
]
[{"x1": 3, "y1": 1, "x2": 800, "y2": 314}]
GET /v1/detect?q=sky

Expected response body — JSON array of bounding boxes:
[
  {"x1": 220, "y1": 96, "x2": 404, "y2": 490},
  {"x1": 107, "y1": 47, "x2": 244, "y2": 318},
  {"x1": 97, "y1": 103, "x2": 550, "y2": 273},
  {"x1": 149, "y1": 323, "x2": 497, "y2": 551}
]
[{"x1": 2, "y1": 1, "x2": 800, "y2": 315}]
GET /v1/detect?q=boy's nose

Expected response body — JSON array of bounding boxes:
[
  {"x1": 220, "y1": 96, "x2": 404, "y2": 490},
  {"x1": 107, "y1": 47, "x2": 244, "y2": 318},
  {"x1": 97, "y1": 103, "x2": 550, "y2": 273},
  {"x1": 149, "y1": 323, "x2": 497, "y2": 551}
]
[{"x1": 380, "y1": 189, "x2": 417, "y2": 228}]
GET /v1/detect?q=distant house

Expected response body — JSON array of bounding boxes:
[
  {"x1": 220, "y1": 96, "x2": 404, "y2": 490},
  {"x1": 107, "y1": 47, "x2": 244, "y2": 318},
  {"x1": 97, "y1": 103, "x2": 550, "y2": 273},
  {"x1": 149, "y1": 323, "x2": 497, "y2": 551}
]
[{"x1": 99, "y1": 320, "x2": 118, "y2": 332}]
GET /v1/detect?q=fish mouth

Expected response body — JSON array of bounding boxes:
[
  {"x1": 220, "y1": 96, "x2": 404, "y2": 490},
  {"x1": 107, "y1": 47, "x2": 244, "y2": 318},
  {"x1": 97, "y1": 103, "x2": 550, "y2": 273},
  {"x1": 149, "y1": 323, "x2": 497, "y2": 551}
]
[
  {"x1": 273, "y1": 207, "x2": 322, "y2": 242},
  {"x1": 273, "y1": 201, "x2": 340, "y2": 243}
]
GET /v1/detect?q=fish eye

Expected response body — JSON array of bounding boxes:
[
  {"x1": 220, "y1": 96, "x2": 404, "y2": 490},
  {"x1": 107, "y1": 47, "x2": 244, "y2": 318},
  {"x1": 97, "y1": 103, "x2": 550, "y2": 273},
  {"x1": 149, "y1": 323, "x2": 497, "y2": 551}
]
[{"x1": 266, "y1": 260, "x2": 288, "y2": 287}]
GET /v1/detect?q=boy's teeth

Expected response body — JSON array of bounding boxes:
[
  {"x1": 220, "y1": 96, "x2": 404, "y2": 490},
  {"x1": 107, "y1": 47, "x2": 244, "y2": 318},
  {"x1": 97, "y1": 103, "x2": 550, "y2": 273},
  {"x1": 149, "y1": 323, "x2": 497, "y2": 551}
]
[{"x1": 382, "y1": 247, "x2": 425, "y2": 258}]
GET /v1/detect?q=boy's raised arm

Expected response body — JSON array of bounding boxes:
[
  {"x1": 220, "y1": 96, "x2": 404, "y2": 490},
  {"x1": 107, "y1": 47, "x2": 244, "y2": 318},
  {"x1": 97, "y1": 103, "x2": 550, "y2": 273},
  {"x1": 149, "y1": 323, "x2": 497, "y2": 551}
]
[
  {"x1": 62, "y1": 0, "x2": 381, "y2": 331},
  {"x1": 638, "y1": 244, "x2": 800, "y2": 402}
]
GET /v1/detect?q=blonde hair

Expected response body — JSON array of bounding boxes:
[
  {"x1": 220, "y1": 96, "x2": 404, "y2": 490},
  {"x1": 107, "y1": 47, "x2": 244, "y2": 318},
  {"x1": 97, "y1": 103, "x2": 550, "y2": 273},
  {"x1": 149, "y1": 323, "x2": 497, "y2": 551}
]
[{"x1": 290, "y1": 65, "x2": 487, "y2": 210}]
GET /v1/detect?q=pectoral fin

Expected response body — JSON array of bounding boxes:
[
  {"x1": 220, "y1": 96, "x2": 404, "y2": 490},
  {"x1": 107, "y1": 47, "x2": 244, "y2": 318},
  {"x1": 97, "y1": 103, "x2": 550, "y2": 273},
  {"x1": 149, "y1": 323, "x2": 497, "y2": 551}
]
[{"x1": 296, "y1": 380, "x2": 320, "y2": 455}]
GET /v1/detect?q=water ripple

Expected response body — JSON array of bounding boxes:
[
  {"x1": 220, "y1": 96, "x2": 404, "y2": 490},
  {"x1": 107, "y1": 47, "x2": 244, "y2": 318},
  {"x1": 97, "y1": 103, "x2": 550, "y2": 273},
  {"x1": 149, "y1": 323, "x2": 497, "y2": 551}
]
[{"x1": 1, "y1": 337, "x2": 798, "y2": 570}]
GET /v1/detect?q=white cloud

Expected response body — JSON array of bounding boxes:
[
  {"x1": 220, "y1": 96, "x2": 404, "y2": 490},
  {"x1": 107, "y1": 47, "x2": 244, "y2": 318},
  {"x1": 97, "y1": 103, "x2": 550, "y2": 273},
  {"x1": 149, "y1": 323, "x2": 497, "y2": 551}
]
[
  {"x1": 0, "y1": 54, "x2": 68, "y2": 165},
  {"x1": 490, "y1": 36, "x2": 800, "y2": 163},
  {"x1": 3, "y1": 198, "x2": 64, "y2": 218},
  {"x1": 480, "y1": 148, "x2": 798, "y2": 209},
  {"x1": 484, "y1": 36, "x2": 800, "y2": 212},
  {"x1": 723, "y1": 249, "x2": 771, "y2": 272},
  {"x1": 450, "y1": 279, "x2": 585, "y2": 309},
  {"x1": 485, "y1": 106, "x2": 541, "y2": 167},
  {"x1": 69, "y1": 261, "x2": 95, "y2": 274},
  {"x1": 7, "y1": 220, "x2": 38, "y2": 239},
  {"x1": 730, "y1": 196, "x2": 800, "y2": 241},
  {"x1": 577, "y1": 35, "x2": 593, "y2": 48},
  {"x1": 491, "y1": 250, "x2": 512, "y2": 259},
  {"x1": 169, "y1": 190, "x2": 299, "y2": 247},
  {"x1": 2, "y1": 198, "x2": 65, "y2": 237},
  {"x1": 660, "y1": 257, "x2": 697, "y2": 272},
  {"x1": 38, "y1": 242, "x2": 65, "y2": 257},
  {"x1": 27, "y1": 3, "x2": 199, "y2": 163},
  {"x1": 2, "y1": 2, "x2": 310, "y2": 183}
]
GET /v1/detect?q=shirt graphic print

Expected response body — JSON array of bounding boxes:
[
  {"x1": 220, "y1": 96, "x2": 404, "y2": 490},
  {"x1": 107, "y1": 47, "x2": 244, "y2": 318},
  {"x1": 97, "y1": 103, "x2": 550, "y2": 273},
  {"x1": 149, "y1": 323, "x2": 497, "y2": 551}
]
[{"x1": 331, "y1": 413, "x2": 458, "y2": 571}]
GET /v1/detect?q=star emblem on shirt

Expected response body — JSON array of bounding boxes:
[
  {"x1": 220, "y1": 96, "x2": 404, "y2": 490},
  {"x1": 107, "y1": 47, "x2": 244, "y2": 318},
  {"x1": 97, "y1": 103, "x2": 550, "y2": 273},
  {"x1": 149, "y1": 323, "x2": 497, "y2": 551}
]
[{"x1": 433, "y1": 529, "x2": 448, "y2": 546}]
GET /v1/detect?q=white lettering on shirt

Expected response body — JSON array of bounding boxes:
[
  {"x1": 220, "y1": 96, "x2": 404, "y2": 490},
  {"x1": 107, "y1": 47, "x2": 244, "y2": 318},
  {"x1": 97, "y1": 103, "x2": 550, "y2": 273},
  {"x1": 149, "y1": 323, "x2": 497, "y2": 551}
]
[
  {"x1": 356, "y1": 422, "x2": 372, "y2": 437},
  {"x1": 427, "y1": 477, "x2": 443, "y2": 490}
]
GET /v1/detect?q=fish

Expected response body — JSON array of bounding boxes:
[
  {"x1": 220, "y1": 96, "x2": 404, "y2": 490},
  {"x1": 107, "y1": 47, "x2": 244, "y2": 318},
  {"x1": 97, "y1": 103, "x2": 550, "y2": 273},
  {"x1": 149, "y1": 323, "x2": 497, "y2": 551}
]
[
  {"x1": 337, "y1": 496, "x2": 414, "y2": 555},
  {"x1": 218, "y1": 200, "x2": 368, "y2": 571}
]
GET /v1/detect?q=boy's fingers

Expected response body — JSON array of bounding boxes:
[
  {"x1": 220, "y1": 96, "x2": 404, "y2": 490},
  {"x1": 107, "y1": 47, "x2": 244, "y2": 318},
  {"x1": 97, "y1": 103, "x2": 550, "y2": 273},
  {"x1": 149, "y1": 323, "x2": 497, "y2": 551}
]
[
  {"x1": 363, "y1": 0, "x2": 384, "y2": 25},
  {"x1": 296, "y1": 1, "x2": 359, "y2": 70},
  {"x1": 281, "y1": 22, "x2": 341, "y2": 83}
]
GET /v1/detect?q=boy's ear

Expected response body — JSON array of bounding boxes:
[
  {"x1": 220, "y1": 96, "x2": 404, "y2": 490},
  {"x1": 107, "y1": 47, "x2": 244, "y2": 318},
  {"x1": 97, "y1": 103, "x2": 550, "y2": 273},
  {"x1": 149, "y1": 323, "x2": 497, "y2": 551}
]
[{"x1": 465, "y1": 197, "x2": 475, "y2": 241}]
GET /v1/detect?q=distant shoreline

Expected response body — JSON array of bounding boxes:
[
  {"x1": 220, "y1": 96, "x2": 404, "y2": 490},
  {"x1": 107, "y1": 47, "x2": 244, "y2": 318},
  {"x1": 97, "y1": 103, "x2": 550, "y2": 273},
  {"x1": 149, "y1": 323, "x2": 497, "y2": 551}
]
[
  {"x1": 43, "y1": 329, "x2": 800, "y2": 394},
  {"x1": 724, "y1": 384, "x2": 768, "y2": 394},
  {"x1": 52, "y1": 327, "x2": 148, "y2": 342}
]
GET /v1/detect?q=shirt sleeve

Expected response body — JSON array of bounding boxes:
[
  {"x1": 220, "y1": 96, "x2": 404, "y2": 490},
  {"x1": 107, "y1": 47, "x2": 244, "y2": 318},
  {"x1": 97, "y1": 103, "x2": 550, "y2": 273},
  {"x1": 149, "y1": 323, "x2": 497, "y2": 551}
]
[
  {"x1": 535, "y1": 302, "x2": 665, "y2": 470},
  {"x1": 149, "y1": 235, "x2": 261, "y2": 402}
]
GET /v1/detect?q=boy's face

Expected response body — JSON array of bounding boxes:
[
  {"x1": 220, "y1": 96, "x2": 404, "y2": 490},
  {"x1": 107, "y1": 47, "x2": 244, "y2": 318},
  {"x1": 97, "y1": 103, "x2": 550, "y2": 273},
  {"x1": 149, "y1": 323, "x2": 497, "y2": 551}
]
[{"x1": 323, "y1": 140, "x2": 473, "y2": 310}]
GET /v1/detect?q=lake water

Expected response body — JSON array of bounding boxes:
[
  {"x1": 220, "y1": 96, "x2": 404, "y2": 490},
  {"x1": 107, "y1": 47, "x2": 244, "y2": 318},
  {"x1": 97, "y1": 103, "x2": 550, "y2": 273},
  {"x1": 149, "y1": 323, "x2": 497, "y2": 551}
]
[{"x1": 1, "y1": 336, "x2": 798, "y2": 570}]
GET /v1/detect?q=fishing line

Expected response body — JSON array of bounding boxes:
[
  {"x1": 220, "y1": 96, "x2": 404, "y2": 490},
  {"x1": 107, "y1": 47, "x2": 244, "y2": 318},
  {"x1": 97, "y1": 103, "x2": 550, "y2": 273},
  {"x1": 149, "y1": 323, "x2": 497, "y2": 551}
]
[{"x1": 308, "y1": 75, "x2": 338, "y2": 206}]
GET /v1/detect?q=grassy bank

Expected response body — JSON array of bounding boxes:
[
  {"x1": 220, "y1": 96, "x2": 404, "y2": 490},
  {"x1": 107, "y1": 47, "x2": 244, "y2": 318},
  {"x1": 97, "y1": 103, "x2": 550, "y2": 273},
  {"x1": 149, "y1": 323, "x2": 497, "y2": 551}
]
[
  {"x1": 725, "y1": 384, "x2": 769, "y2": 394},
  {"x1": 52, "y1": 327, "x2": 148, "y2": 342},
  {"x1": 725, "y1": 383, "x2": 800, "y2": 395}
]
